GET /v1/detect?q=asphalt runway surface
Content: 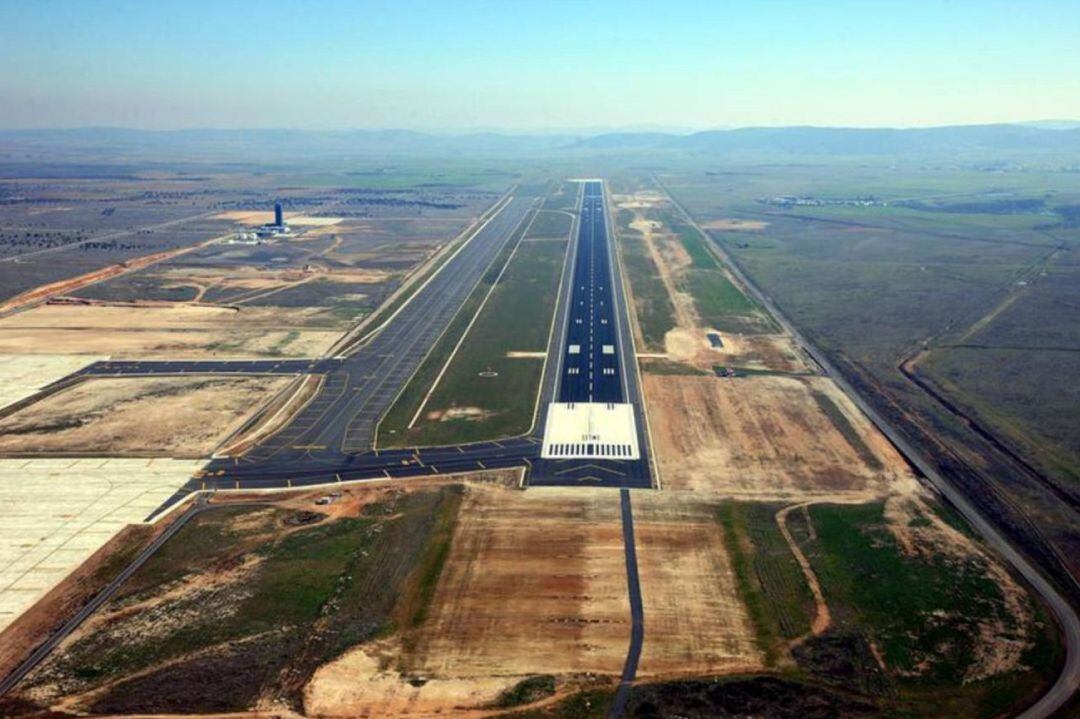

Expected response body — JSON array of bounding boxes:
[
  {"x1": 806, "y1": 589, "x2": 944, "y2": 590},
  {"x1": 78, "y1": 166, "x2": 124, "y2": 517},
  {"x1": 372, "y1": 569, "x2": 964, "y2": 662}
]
[
  {"x1": 530, "y1": 180, "x2": 652, "y2": 488},
  {"x1": 607, "y1": 488, "x2": 645, "y2": 719},
  {"x1": 557, "y1": 182, "x2": 623, "y2": 403}
]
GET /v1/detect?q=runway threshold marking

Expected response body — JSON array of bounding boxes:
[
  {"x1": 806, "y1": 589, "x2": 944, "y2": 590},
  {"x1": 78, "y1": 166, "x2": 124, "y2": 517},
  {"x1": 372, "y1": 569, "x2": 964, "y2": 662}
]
[{"x1": 555, "y1": 462, "x2": 625, "y2": 477}]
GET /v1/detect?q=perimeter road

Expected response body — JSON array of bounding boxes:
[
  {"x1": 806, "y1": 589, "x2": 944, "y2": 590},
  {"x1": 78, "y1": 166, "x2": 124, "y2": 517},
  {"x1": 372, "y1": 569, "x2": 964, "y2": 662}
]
[
  {"x1": 608, "y1": 488, "x2": 644, "y2": 719},
  {"x1": 655, "y1": 175, "x2": 1080, "y2": 719}
]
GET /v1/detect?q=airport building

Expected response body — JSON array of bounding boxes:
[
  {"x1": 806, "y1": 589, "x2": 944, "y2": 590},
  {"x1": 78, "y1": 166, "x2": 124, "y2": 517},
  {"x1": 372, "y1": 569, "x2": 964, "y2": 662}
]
[{"x1": 256, "y1": 201, "x2": 290, "y2": 238}]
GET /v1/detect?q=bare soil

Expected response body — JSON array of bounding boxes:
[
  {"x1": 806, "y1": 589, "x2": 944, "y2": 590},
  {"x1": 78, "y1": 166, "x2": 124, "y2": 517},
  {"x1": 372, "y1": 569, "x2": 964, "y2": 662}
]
[
  {"x1": 405, "y1": 484, "x2": 630, "y2": 678},
  {"x1": 0, "y1": 375, "x2": 292, "y2": 456},
  {"x1": 643, "y1": 374, "x2": 918, "y2": 499},
  {"x1": 305, "y1": 640, "x2": 523, "y2": 718},
  {"x1": 665, "y1": 330, "x2": 813, "y2": 374},
  {"x1": 701, "y1": 219, "x2": 770, "y2": 231},
  {"x1": 0, "y1": 303, "x2": 339, "y2": 358},
  {"x1": 633, "y1": 493, "x2": 763, "y2": 678}
]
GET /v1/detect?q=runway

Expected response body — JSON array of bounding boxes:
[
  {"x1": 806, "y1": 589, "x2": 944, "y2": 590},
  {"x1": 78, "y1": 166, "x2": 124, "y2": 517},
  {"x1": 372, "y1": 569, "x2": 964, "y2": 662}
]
[
  {"x1": 557, "y1": 182, "x2": 623, "y2": 404},
  {"x1": 530, "y1": 180, "x2": 652, "y2": 488}
]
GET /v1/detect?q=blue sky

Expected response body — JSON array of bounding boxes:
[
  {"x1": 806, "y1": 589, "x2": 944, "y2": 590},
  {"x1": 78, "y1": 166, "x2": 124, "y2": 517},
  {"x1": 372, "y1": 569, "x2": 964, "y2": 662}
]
[{"x1": 2, "y1": 0, "x2": 1078, "y2": 130}]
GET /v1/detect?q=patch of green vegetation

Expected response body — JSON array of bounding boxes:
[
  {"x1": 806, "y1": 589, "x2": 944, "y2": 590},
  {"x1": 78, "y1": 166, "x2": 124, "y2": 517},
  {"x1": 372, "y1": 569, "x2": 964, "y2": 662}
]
[
  {"x1": 378, "y1": 209, "x2": 549, "y2": 447},
  {"x1": 716, "y1": 502, "x2": 814, "y2": 666},
  {"x1": 801, "y1": 501, "x2": 1060, "y2": 715},
  {"x1": 617, "y1": 233, "x2": 676, "y2": 351},
  {"x1": 807, "y1": 390, "x2": 883, "y2": 471},
  {"x1": 494, "y1": 675, "x2": 557, "y2": 708},
  {"x1": 680, "y1": 268, "x2": 775, "y2": 334},
  {"x1": 526, "y1": 210, "x2": 573, "y2": 238},
  {"x1": 641, "y1": 358, "x2": 707, "y2": 375},
  {"x1": 657, "y1": 207, "x2": 718, "y2": 270},
  {"x1": 37, "y1": 488, "x2": 465, "y2": 714},
  {"x1": 398, "y1": 486, "x2": 464, "y2": 635},
  {"x1": 808, "y1": 503, "x2": 988, "y2": 678}
]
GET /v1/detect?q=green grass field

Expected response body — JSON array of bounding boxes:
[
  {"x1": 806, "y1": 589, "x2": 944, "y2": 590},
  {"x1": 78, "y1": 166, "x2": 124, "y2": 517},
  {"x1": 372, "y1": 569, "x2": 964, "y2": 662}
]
[
  {"x1": 525, "y1": 209, "x2": 573, "y2": 238},
  {"x1": 802, "y1": 501, "x2": 1060, "y2": 716},
  {"x1": 715, "y1": 497, "x2": 1061, "y2": 717},
  {"x1": 392, "y1": 238, "x2": 566, "y2": 446},
  {"x1": 717, "y1": 502, "x2": 814, "y2": 666},
  {"x1": 613, "y1": 209, "x2": 677, "y2": 351}
]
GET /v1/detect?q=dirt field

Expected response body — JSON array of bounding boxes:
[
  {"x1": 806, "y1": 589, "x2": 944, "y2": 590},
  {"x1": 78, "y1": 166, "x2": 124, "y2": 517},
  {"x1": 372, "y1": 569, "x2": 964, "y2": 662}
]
[
  {"x1": 700, "y1": 219, "x2": 770, "y2": 231},
  {"x1": 617, "y1": 191, "x2": 805, "y2": 373},
  {"x1": 305, "y1": 484, "x2": 767, "y2": 717},
  {"x1": 296, "y1": 486, "x2": 1042, "y2": 718},
  {"x1": 408, "y1": 485, "x2": 630, "y2": 677},
  {"x1": 633, "y1": 493, "x2": 763, "y2": 678},
  {"x1": 664, "y1": 328, "x2": 813, "y2": 374},
  {"x1": 0, "y1": 303, "x2": 339, "y2": 358},
  {"x1": 0, "y1": 376, "x2": 292, "y2": 456},
  {"x1": 136, "y1": 264, "x2": 391, "y2": 304},
  {"x1": 644, "y1": 373, "x2": 917, "y2": 499}
]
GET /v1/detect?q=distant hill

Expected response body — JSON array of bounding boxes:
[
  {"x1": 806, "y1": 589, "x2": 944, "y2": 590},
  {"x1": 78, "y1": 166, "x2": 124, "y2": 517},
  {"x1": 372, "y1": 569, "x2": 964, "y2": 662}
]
[
  {"x1": 574, "y1": 124, "x2": 1080, "y2": 154},
  {"x1": 3, "y1": 123, "x2": 1080, "y2": 160},
  {"x1": 0, "y1": 127, "x2": 580, "y2": 160},
  {"x1": 1018, "y1": 119, "x2": 1080, "y2": 130}
]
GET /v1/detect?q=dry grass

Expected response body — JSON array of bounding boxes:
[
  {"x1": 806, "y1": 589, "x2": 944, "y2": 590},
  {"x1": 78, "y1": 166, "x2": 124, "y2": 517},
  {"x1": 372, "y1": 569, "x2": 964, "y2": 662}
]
[
  {"x1": 0, "y1": 376, "x2": 291, "y2": 456},
  {"x1": 212, "y1": 211, "x2": 344, "y2": 227}
]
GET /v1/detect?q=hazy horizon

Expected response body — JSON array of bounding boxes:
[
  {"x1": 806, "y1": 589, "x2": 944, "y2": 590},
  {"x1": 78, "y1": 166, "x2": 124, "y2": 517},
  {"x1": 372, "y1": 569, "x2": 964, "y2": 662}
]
[{"x1": 3, "y1": 0, "x2": 1079, "y2": 131}]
